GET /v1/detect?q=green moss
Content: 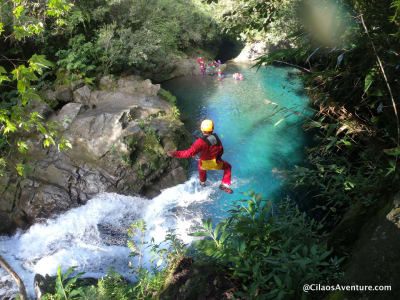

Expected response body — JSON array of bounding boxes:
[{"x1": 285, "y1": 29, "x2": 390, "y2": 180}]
[
  {"x1": 120, "y1": 133, "x2": 142, "y2": 166},
  {"x1": 158, "y1": 88, "x2": 177, "y2": 105},
  {"x1": 143, "y1": 128, "x2": 164, "y2": 170}
]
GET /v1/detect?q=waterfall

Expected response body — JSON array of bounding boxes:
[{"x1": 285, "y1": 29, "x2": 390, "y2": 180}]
[{"x1": 0, "y1": 176, "x2": 216, "y2": 299}]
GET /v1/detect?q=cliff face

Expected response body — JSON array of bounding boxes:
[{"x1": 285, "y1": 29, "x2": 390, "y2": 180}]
[{"x1": 0, "y1": 76, "x2": 191, "y2": 234}]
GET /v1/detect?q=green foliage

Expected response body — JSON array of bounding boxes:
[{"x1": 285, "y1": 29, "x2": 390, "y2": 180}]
[
  {"x1": 42, "y1": 266, "x2": 85, "y2": 300},
  {"x1": 143, "y1": 127, "x2": 164, "y2": 170},
  {"x1": 95, "y1": 268, "x2": 136, "y2": 300},
  {"x1": 127, "y1": 220, "x2": 187, "y2": 299},
  {"x1": 56, "y1": 34, "x2": 100, "y2": 80},
  {"x1": 190, "y1": 191, "x2": 343, "y2": 299},
  {"x1": 49, "y1": 0, "x2": 221, "y2": 76},
  {"x1": 0, "y1": 3, "x2": 72, "y2": 177}
]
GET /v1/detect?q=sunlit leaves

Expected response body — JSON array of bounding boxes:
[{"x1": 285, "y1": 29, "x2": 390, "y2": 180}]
[
  {"x1": 17, "y1": 141, "x2": 28, "y2": 153},
  {"x1": 0, "y1": 0, "x2": 74, "y2": 180},
  {"x1": 0, "y1": 66, "x2": 9, "y2": 84},
  {"x1": 16, "y1": 163, "x2": 25, "y2": 176},
  {"x1": 29, "y1": 54, "x2": 54, "y2": 75},
  {"x1": 46, "y1": 0, "x2": 73, "y2": 17},
  {"x1": 3, "y1": 120, "x2": 17, "y2": 134},
  {"x1": 13, "y1": 5, "x2": 24, "y2": 19},
  {"x1": 190, "y1": 191, "x2": 342, "y2": 298}
]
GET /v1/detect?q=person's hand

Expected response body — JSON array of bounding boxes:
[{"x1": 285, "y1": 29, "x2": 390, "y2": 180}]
[{"x1": 167, "y1": 150, "x2": 175, "y2": 157}]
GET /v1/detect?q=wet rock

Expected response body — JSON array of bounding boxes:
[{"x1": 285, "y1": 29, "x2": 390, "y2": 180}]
[
  {"x1": 0, "y1": 76, "x2": 191, "y2": 234},
  {"x1": 34, "y1": 274, "x2": 55, "y2": 299}
]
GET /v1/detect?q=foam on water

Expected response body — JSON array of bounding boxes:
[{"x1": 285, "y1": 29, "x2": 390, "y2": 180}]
[{"x1": 0, "y1": 176, "x2": 222, "y2": 298}]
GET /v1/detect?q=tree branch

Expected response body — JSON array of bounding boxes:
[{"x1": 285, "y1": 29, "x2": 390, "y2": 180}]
[
  {"x1": 0, "y1": 254, "x2": 28, "y2": 300},
  {"x1": 273, "y1": 60, "x2": 313, "y2": 74},
  {"x1": 360, "y1": 14, "x2": 400, "y2": 150}
]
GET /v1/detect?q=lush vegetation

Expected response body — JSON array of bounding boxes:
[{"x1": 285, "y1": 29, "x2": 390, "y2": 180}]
[
  {"x1": 0, "y1": 0, "x2": 73, "y2": 178},
  {"x1": 4, "y1": 0, "x2": 400, "y2": 299},
  {"x1": 190, "y1": 191, "x2": 343, "y2": 299},
  {"x1": 41, "y1": 191, "x2": 340, "y2": 299},
  {"x1": 0, "y1": 0, "x2": 220, "y2": 179}
]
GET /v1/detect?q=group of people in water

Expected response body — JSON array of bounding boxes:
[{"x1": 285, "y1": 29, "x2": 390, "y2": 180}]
[
  {"x1": 232, "y1": 73, "x2": 244, "y2": 81},
  {"x1": 197, "y1": 57, "x2": 244, "y2": 81},
  {"x1": 198, "y1": 57, "x2": 221, "y2": 77}
]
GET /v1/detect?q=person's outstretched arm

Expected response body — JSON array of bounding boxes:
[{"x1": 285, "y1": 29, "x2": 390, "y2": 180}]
[{"x1": 167, "y1": 139, "x2": 204, "y2": 158}]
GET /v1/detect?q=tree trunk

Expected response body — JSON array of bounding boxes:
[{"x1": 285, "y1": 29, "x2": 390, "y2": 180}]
[{"x1": 0, "y1": 254, "x2": 28, "y2": 300}]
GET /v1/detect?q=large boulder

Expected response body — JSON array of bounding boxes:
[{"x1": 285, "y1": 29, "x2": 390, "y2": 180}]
[
  {"x1": 330, "y1": 191, "x2": 400, "y2": 300},
  {"x1": 0, "y1": 76, "x2": 191, "y2": 234}
]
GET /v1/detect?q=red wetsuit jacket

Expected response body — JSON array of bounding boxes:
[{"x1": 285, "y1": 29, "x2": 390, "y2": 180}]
[
  {"x1": 174, "y1": 134, "x2": 223, "y2": 163},
  {"x1": 173, "y1": 133, "x2": 232, "y2": 185}
]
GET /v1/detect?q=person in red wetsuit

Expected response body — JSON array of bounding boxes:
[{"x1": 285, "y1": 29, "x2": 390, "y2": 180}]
[
  {"x1": 167, "y1": 119, "x2": 233, "y2": 193},
  {"x1": 200, "y1": 63, "x2": 206, "y2": 75}
]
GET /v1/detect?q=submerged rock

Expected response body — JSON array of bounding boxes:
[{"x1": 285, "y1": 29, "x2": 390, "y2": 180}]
[{"x1": 0, "y1": 76, "x2": 191, "y2": 234}]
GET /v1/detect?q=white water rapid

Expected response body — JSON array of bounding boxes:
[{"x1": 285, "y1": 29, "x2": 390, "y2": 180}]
[{"x1": 0, "y1": 176, "x2": 226, "y2": 299}]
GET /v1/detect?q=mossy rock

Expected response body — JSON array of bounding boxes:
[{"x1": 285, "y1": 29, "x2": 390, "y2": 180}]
[{"x1": 157, "y1": 258, "x2": 235, "y2": 300}]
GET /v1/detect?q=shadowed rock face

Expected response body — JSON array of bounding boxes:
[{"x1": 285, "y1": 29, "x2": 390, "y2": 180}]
[{"x1": 0, "y1": 76, "x2": 191, "y2": 234}]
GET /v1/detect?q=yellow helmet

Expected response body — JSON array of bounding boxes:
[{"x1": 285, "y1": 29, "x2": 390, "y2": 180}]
[{"x1": 200, "y1": 119, "x2": 214, "y2": 132}]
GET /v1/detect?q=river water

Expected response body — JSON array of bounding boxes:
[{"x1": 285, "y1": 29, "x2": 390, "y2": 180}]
[{"x1": 0, "y1": 63, "x2": 310, "y2": 299}]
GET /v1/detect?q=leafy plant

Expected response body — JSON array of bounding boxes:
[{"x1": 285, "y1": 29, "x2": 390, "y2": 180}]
[
  {"x1": 56, "y1": 34, "x2": 100, "y2": 81},
  {"x1": 126, "y1": 220, "x2": 187, "y2": 299},
  {"x1": 95, "y1": 268, "x2": 135, "y2": 300},
  {"x1": 190, "y1": 191, "x2": 343, "y2": 299},
  {"x1": 0, "y1": 4, "x2": 72, "y2": 178},
  {"x1": 42, "y1": 266, "x2": 85, "y2": 300}
]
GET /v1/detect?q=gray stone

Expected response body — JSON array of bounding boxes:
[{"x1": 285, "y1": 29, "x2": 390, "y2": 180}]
[
  {"x1": 138, "y1": 79, "x2": 160, "y2": 96},
  {"x1": 70, "y1": 79, "x2": 84, "y2": 91},
  {"x1": 26, "y1": 98, "x2": 54, "y2": 119},
  {"x1": 0, "y1": 76, "x2": 191, "y2": 234},
  {"x1": 41, "y1": 88, "x2": 56, "y2": 102},
  {"x1": 55, "y1": 85, "x2": 73, "y2": 103},
  {"x1": 23, "y1": 184, "x2": 72, "y2": 220},
  {"x1": 88, "y1": 90, "x2": 109, "y2": 106},
  {"x1": 99, "y1": 76, "x2": 115, "y2": 91},
  {"x1": 54, "y1": 103, "x2": 83, "y2": 129},
  {"x1": 73, "y1": 85, "x2": 91, "y2": 105}
]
